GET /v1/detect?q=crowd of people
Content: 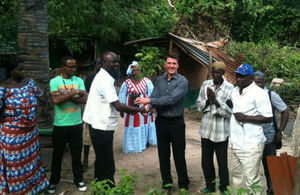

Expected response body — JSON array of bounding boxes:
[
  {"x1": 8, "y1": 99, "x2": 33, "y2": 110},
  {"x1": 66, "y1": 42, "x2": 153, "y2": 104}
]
[{"x1": 0, "y1": 51, "x2": 290, "y2": 195}]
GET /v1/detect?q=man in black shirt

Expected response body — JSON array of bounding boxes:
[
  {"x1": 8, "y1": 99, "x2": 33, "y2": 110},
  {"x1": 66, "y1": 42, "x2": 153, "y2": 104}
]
[{"x1": 135, "y1": 52, "x2": 190, "y2": 193}]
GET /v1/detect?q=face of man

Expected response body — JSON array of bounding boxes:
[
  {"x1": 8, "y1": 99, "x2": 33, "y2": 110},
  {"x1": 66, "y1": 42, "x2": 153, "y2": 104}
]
[
  {"x1": 164, "y1": 57, "x2": 179, "y2": 77},
  {"x1": 253, "y1": 76, "x2": 265, "y2": 89},
  {"x1": 63, "y1": 59, "x2": 77, "y2": 78},
  {"x1": 212, "y1": 67, "x2": 224, "y2": 84},
  {"x1": 236, "y1": 73, "x2": 253, "y2": 89},
  {"x1": 103, "y1": 52, "x2": 119, "y2": 79}
]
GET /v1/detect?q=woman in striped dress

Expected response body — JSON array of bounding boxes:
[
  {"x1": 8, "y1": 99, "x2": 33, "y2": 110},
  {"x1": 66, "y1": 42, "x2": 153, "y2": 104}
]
[
  {"x1": 119, "y1": 61, "x2": 157, "y2": 153},
  {"x1": 0, "y1": 59, "x2": 48, "y2": 194}
]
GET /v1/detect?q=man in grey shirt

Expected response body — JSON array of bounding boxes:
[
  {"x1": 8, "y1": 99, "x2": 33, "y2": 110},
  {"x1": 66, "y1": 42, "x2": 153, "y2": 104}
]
[
  {"x1": 135, "y1": 52, "x2": 190, "y2": 193},
  {"x1": 253, "y1": 71, "x2": 289, "y2": 195}
]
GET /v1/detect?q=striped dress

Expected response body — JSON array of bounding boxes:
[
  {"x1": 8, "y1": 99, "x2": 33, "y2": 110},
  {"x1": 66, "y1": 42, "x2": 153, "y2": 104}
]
[
  {"x1": 119, "y1": 77, "x2": 157, "y2": 153},
  {"x1": 0, "y1": 80, "x2": 48, "y2": 194}
]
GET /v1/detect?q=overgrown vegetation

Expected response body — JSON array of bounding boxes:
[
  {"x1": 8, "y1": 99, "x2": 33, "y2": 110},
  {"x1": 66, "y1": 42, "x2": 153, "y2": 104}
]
[
  {"x1": 176, "y1": 0, "x2": 300, "y2": 44},
  {"x1": 0, "y1": 0, "x2": 18, "y2": 42},
  {"x1": 48, "y1": 0, "x2": 176, "y2": 54},
  {"x1": 224, "y1": 41, "x2": 300, "y2": 105},
  {"x1": 224, "y1": 41, "x2": 300, "y2": 82},
  {"x1": 135, "y1": 47, "x2": 166, "y2": 78}
]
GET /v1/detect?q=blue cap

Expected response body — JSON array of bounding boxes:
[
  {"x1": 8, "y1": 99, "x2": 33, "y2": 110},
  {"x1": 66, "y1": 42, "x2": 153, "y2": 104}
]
[{"x1": 235, "y1": 63, "x2": 254, "y2": 76}]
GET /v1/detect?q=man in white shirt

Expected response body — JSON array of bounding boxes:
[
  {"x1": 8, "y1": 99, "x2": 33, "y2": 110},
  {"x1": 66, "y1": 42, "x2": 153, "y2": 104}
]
[
  {"x1": 229, "y1": 64, "x2": 272, "y2": 194},
  {"x1": 83, "y1": 51, "x2": 148, "y2": 187}
]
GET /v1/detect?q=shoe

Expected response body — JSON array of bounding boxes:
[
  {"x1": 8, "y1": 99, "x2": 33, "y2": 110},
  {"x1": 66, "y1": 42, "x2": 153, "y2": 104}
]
[
  {"x1": 47, "y1": 184, "x2": 56, "y2": 194},
  {"x1": 200, "y1": 187, "x2": 215, "y2": 193},
  {"x1": 76, "y1": 182, "x2": 87, "y2": 192}
]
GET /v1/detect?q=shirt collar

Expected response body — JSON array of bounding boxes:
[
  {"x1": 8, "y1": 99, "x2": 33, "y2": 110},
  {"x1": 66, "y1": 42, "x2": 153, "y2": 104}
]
[
  {"x1": 100, "y1": 68, "x2": 115, "y2": 82},
  {"x1": 238, "y1": 81, "x2": 255, "y2": 95},
  {"x1": 163, "y1": 72, "x2": 179, "y2": 80}
]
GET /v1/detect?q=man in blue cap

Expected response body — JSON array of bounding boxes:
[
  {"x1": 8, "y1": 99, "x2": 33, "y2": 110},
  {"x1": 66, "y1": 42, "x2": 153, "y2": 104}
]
[{"x1": 229, "y1": 64, "x2": 273, "y2": 194}]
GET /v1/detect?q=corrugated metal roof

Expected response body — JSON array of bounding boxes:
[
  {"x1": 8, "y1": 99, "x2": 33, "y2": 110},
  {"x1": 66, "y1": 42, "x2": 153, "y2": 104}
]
[
  {"x1": 170, "y1": 34, "x2": 217, "y2": 66},
  {"x1": 124, "y1": 33, "x2": 245, "y2": 85}
]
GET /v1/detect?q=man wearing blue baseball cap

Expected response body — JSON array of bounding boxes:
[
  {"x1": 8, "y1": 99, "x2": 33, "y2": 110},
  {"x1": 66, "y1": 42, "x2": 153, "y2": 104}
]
[{"x1": 229, "y1": 64, "x2": 273, "y2": 194}]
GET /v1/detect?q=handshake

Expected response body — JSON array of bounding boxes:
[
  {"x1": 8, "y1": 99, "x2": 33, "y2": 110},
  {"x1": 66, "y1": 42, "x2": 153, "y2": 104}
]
[{"x1": 133, "y1": 97, "x2": 151, "y2": 114}]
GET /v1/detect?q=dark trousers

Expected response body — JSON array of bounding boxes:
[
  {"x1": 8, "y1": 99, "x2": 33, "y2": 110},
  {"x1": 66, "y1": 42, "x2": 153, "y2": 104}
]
[
  {"x1": 50, "y1": 124, "x2": 83, "y2": 185},
  {"x1": 89, "y1": 125, "x2": 115, "y2": 186},
  {"x1": 155, "y1": 115, "x2": 190, "y2": 189},
  {"x1": 201, "y1": 138, "x2": 229, "y2": 192},
  {"x1": 262, "y1": 142, "x2": 276, "y2": 194}
]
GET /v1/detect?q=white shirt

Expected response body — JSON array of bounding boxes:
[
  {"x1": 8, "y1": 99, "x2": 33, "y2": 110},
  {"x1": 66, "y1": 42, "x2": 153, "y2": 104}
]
[
  {"x1": 83, "y1": 68, "x2": 119, "y2": 130},
  {"x1": 229, "y1": 82, "x2": 272, "y2": 150}
]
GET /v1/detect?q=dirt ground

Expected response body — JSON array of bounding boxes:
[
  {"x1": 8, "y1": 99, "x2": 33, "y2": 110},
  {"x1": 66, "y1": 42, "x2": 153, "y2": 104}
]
[{"x1": 40, "y1": 110, "x2": 295, "y2": 195}]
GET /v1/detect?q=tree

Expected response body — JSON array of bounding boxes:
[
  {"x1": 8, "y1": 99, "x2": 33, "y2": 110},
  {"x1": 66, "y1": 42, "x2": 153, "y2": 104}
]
[
  {"x1": 48, "y1": 0, "x2": 176, "y2": 54},
  {"x1": 18, "y1": 0, "x2": 52, "y2": 128}
]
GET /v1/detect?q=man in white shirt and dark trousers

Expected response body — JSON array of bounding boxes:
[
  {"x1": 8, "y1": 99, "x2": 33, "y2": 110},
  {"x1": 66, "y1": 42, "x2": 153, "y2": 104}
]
[
  {"x1": 83, "y1": 52, "x2": 148, "y2": 187},
  {"x1": 253, "y1": 71, "x2": 289, "y2": 195},
  {"x1": 196, "y1": 61, "x2": 234, "y2": 194},
  {"x1": 229, "y1": 64, "x2": 273, "y2": 195}
]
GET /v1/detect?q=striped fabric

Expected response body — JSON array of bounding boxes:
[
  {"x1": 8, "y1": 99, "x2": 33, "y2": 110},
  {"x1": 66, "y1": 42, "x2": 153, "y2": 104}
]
[{"x1": 0, "y1": 80, "x2": 49, "y2": 194}]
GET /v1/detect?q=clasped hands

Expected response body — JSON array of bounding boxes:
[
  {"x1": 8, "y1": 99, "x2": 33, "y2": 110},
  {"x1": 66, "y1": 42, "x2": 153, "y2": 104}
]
[
  {"x1": 207, "y1": 87, "x2": 220, "y2": 107},
  {"x1": 135, "y1": 97, "x2": 151, "y2": 115}
]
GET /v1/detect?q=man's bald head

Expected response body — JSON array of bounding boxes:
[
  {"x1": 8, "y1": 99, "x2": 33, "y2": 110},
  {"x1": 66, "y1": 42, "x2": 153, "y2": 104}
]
[{"x1": 100, "y1": 51, "x2": 119, "y2": 78}]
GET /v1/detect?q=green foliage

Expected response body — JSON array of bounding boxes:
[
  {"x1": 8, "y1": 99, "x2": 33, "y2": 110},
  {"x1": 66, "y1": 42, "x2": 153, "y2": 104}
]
[
  {"x1": 271, "y1": 83, "x2": 300, "y2": 105},
  {"x1": 175, "y1": 0, "x2": 300, "y2": 44},
  {"x1": 0, "y1": 0, "x2": 18, "y2": 42},
  {"x1": 135, "y1": 47, "x2": 166, "y2": 78},
  {"x1": 90, "y1": 169, "x2": 138, "y2": 195},
  {"x1": 225, "y1": 41, "x2": 300, "y2": 82},
  {"x1": 48, "y1": 0, "x2": 176, "y2": 54}
]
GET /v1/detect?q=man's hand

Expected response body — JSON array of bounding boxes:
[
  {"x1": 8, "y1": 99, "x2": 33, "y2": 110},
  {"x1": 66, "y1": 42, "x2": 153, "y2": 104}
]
[
  {"x1": 207, "y1": 87, "x2": 220, "y2": 107},
  {"x1": 207, "y1": 87, "x2": 216, "y2": 101},
  {"x1": 234, "y1": 112, "x2": 249, "y2": 122},
  {"x1": 274, "y1": 131, "x2": 282, "y2": 144},
  {"x1": 134, "y1": 97, "x2": 150, "y2": 105}
]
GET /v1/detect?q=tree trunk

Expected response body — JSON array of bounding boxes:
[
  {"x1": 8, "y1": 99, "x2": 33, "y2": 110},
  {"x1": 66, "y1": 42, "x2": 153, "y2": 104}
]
[{"x1": 18, "y1": 0, "x2": 53, "y2": 128}]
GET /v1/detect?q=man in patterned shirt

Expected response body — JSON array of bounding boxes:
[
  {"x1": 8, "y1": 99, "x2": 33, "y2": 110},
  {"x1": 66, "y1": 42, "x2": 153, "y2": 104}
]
[{"x1": 196, "y1": 61, "x2": 234, "y2": 194}]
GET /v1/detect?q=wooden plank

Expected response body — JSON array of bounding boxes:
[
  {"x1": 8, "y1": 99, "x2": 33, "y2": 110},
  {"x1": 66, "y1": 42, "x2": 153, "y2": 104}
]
[
  {"x1": 267, "y1": 153, "x2": 298, "y2": 195},
  {"x1": 293, "y1": 153, "x2": 300, "y2": 195}
]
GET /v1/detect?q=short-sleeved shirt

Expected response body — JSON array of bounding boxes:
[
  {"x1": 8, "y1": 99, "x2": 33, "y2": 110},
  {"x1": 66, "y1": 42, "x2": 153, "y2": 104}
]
[
  {"x1": 229, "y1": 82, "x2": 273, "y2": 150},
  {"x1": 83, "y1": 68, "x2": 119, "y2": 130},
  {"x1": 50, "y1": 75, "x2": 85, "y2": 126},
  {"x1": 263, "y1": 88, "x2": 287, "y2": 144}
]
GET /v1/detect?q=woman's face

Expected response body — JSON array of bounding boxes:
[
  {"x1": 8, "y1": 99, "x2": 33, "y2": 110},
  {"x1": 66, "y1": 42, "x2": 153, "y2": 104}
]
[
  {"x1": 131, "y1": 67, "x2": 141, "y2": 77},
  {"x1": 11, "y1": 63, "x2": 25, "y2": 81}
]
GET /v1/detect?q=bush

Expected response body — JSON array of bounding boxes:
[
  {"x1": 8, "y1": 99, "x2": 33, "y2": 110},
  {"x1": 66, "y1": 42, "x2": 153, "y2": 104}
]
[
  {"x1": 135, "y1": 47, "x2": 166, "y2": 78},
  {"x1": 224, "y1": 41, "x2": 300, "y2": 83},
  {"x1": 90, "y1": 169, "x2": 137, "y2": 195}
]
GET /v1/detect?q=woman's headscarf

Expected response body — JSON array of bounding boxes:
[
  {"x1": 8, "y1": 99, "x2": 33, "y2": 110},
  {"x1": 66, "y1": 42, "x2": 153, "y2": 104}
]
[{"x1": 126, "y1": 61, "x2": 140, "y2": 76}]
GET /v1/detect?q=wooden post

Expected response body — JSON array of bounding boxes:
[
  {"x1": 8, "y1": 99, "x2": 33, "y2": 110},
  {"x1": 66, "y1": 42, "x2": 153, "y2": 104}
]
[
  {"x1": 169, "y1": 39, "x2": 173, "y2": 53},
  {"x1": 206, "y1": 47, "x2": 213, "y2": 79}
]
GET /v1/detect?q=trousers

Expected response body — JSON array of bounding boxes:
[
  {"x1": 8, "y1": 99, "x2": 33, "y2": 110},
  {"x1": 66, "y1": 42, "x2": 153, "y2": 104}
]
[
  {"x1": 50, "y1": 124, "x2": 83, "y2": 184},
  {"x1": 89, "y1": 126, "x2": 115, "y2": 186},
  {"x1": 201, "y1": 138, "x2": 229, "y2": 192},
  {"x1": 155, "y1": 115, "x2": 190, "y2": 189}
]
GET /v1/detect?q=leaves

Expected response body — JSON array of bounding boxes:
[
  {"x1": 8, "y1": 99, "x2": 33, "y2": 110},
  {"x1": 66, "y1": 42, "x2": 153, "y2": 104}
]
[{"x1": 134, "y1": 47, "x2": 166, "y2": 78}]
